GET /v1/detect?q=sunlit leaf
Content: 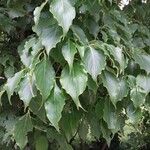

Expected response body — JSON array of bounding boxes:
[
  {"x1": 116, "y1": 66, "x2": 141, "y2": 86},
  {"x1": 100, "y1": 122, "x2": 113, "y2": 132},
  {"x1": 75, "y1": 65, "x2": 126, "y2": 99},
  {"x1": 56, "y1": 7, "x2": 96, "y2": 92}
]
[
  {"x1": 62, "y1": 40, "x2": 77, "y2": 70},
  {"x1": 83, "y1": 46, "x2": 106, "y2": 81},
  {"x1": 50, "y1": 0, "x2": 76, "y2": 34},
  {"x1": 60, "y1": 62, "x2": 87, "y2": 108}
]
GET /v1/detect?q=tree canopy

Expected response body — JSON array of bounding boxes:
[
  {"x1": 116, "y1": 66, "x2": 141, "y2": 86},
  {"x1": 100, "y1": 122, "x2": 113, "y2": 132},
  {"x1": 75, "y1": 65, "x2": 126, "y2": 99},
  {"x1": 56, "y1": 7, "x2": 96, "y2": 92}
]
[{"x1": 0, "y1": 0, "x2": 150, "y2": 149}]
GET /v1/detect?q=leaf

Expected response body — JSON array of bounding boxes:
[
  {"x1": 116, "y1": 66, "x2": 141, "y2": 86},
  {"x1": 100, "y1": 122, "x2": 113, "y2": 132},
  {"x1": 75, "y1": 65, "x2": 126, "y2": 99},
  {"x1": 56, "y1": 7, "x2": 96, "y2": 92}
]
[
  {"x1": 18, "y1": 37, "x2": 43, "y2": 68},
  {"x1": 85, "y1": 0, "x2": 101, "y2": 21},
  {"x1": 86, "y1": 17, "x2": 99, "y2": 38},
  {"x1": 7, "y1": 0, "x2": 27, "y2": 18},
  {"x1": 34, "y1": 57, "x2": 55, "y2": 101},
  {"x1": 60, "y1": 62, "x2": 87, "y2": 108},
  {"x1": 95, "y1": 100, "x2": 104, "y2": 120},
  {"x1": 130, "y1": 87, "x2": 146, "y2": 108},
  {"x1": 50, "y1": 0, "x2": 76, "y2": 34},
  {"x1": 60, "y1": 110, "x2": 81, "y2": 142},
  {"x1": 18, "y1": 74, "x2": 37, "y2": 108},
  {"x1": 29, "y1": 96, "x2": 46, "y2": 122},
  {"x1": 83, "y1": 46, "x2": 106, "y2": 81},
  {"x1": 136, "y1": 74, "x2": 150, "y2": 93},
  {"x1": 62, "y1": 40, "x2": 77, "y2": 70},
  {"x1": 0, "y1": 14, "x2": 14, "y2": 33},
  {"x1": 127, "y1": 75, "x2": 136, "y2": 89},
  {"x1": 103, "y1": 99, "x2": 117, "y2": 130},
  {"x1": 45, "y1": 84, "x2": 66, "y2": 131},
  {"x1": 103, "y1": 99, "x2": 124, "y2": 133},
  {"x1": 105, "y1": 45, "x2": 126, "y2": 73},
  {"x1": 77, "y1": 45, "x2": 85, "y2": 59},
  {"x1": 0, "y1": 112, "x2": 17, "y2": 143},
  {"x1": 78, "y1": 119, "x2": 89, "y2": 141},
  {"x1": 87, "y1": 75, "x2": 98, "y2": 93},
  {"x1": 20, "y1": 38, "x2": 35, "y2": 67},
  {"x1": 41, "y1": 24, "x2": 62, "y2": 55},
  {"x1": 50, "y1": 46, "x2": 66, "y2": 65},
  {"x1": 126, "y1": 104, "x2": 142, "y2": 124},
  {"x1": 14, "y1": 113, "x2": 33, "y2": 149},
  {"x1": 20, "y1": 37, "x2": 39, "y2": 67},
  {"x1": 87, "y1": 110, "x2": 101, "y2": 139},
  {"x1": 133, "y1": 53, "x2": 150, "y2": 74},
  {"x1": 100, "y1": 120, "x2": 112, "y2": 146},
  {"x1": 34, "y1": 0, "x2": 48, "y2": 25},
  {"x1": 101, "y1": 71, "x2": 128, "y2": 106},
  {"x1": 4, "y1": 65, "x2": 15, "y2": 79},
  {"x1": 31, "y1": 39, "x2": 43, "y2": 57},
  {"x1": 71, "y1": 25, "x2": 88, "y2": 45},
  {"x1": 0, "y1": 90, "x2": 5, "y2": 106},
  {"x1": 24, "y1": 37, "x2": 43, "y2": 55},
  {"x1": 46, "y1": 128, "x2": 73, "y2": 150},
  {"x1": 33, "y1": 12, "x2": 63, "y2": 54},
  {"x1": 35, "y1": 135, "x2": 48, "y2": 150},
  {"x1": 5, "y1": 70, "x2": 24, "y2": 102}
]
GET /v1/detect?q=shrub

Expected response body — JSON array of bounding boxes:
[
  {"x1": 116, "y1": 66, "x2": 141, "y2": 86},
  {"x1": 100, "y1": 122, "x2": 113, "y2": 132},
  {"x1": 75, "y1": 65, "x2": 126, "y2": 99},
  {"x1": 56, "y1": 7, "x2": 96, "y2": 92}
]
[{"x1": 0, "y1": 0, "x2": 150, "y2": 149}]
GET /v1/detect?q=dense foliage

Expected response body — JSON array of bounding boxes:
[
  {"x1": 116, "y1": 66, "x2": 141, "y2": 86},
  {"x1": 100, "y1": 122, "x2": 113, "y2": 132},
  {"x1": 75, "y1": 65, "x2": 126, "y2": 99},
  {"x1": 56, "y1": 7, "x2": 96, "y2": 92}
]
[{"x1": 0, "y1": 0, "x2": 150, "y2": 149}]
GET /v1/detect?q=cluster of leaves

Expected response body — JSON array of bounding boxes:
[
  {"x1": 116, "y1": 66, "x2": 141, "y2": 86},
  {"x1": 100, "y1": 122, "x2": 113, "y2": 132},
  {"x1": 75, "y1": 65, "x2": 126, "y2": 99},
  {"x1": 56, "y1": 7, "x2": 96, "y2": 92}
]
[
  {"x1": 120, "y1": 107, "x2": 150, "y2": 150},
  {"x1": 0, "y1": 0, "x2": 150, "y2": 149}
]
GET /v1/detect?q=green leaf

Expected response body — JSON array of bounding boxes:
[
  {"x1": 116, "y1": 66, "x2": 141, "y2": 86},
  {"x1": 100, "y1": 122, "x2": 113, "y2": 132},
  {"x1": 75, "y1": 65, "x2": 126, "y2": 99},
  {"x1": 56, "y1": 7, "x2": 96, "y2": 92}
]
[
  {"x1": 77, "y1": 45, "x2": 85, "y2": 59},
  {"x1": 35, "y1": 135, "x2": 48, "y2": 150},
  {"x1": 103, "y1": 99, "x2": 117, "y2": 130},
  {"x1": 24, "y1": 37, "x2": 42, "y2": 53},
  {"x1": 102, "y1": 71, "x2": 128, "y2": 106},
  {"x1": 29, "y1": 96, "x2": 46, "y2": 122},
  {"x1": 14, "y1": 113, "x2": 33, "y2": 149},
  {"x1": 34, "y1": 57, "x2": 55, "y2": 101},
  {"x1": 20, "y1": 41, "x2": 34, "y2": 68},
  {"x1": 4, "y1": 64, "x2": 15, "y2": 78},
  {"x1": 130, "y1": 87, "x2": 146, "y2": 108},
  {"x1": 78, "y1": 119, "x2": 89, "y2": 141},
  {"x1": 34, "y1": 0, "x2": 48, "y2": 25},
  {"x1": 7, "y1": 0, "x2": 27, "y2": 18},
  {"x1": 0, "y1": 112, "x2": 17, "y2": 143},
  {"x1": 60, "y1": 62, "x2": 87, "y2": 108},
  {"x1": 50, "y1": 45, "x2": 66, "y2": 65},
  {"x1": 18, "y1": 37, "x2": 43, "y2": 68},
  {"x1": 136, "y1": 74, "x2": 150, "y2": 93},
  {"x1": 105, "y1": 45, "x2": 127, "y2": 73},
  {"x1": 83, "y1": 46, "x2": 106, "y2": 81},
  {"x1": 133, "y1": 53, "x2": 150, "y2": 74},
  {"x1": 85, "y1": 0, "x2": 101, "y2": 21},
  {"x1": 71, "y1": 25, "x2": 88, "y2": 45},
  {"x1": 5, "y1": 70, "x2": 24, "y2": 102},
  {"x1": 45, "y1": 84, "x2": 66, "y2": 131},
  {"x1": 95, "y1": 100, "x2": 104, "y2": 120},
  {"x1": 50, "y1": 0, "x2": 76, "y2": 34},
  {"x1": 60, "y1": 110, "x2": 81, "y2": 142},
  {"x1": 18, "y1": 74, "x2": 37, "y2": 108},
  {"x1": 62, "y1": 40, "x2": 77, "y2": 70},
  {"x1": 100, "y1": 120, "x2": 112, "y2": 146},
  {"x1": 0, "y1": 14, "x2": 14, "y2": 33},
  {"x1": 33, "y1": 12, "x2": 63, "y2": 54},
  {"x1": 0, "y1": 90, "x2": 5, "y2": 106},
  {"x1": 127, "y1": 75, "x2": 136, "y2": 89},
  {"x1": 103, "y1": 98, "x2": 124, "y2": 133},
  {"x1": 87, "y1": 110, "x2": 101, "y2": 139},
  {"x1": 126, "y1": 104, "x2": 142, "y2": 124},
  {"x1": 87, "y1": 75, "x2": 98, "y2": 93},
  {"x1": 46, "y1": 128, "x2": 73, "y2": 150},
  {"x1": 86, "y1": 17, "x2": 99, "y2": 38}
]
